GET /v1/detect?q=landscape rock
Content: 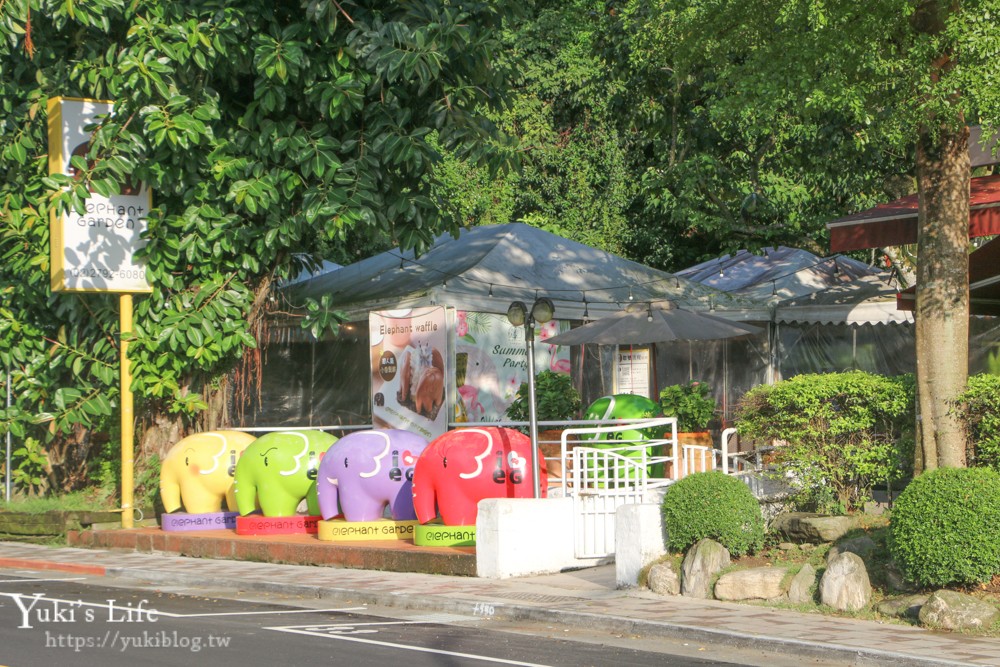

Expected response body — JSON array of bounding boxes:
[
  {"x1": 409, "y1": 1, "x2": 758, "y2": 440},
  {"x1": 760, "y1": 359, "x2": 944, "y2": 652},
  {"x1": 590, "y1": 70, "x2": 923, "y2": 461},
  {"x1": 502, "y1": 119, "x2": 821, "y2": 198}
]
[
  {"x1": 885, "y1": 561, "x2": 919, "y2": 593},
  {"x1": 714, "y1": 566, "x2": 789, "y2": 601},
  {"x1": 681, "y1": 538, "x2": 730, "y2": 599},
  {"x1": 919, "y1": 590, "x2": 1000, "y2": 631},
  {"x1": 819, "y1": 552, "x2": 871, "y2": 611},
  {"x1": 772, "y1": 512, "x2": 856, "y2": 543},
  {"x1": 787, "y1": 563, "x2": 816, "y2": 604},
  {"x1": 828, "y1": 536, "x2": 876, "y2": 562},
  {"x1": 647, "y1": 562, "x2": 680, "y2": 596},
  {"x1": 877, "y1": 594, "x2": 928, "y2": 619}
]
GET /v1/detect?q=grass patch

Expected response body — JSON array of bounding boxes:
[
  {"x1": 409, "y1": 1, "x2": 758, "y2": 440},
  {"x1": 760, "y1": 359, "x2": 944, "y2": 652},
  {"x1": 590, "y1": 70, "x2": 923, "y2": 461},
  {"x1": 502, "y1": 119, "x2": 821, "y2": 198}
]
[{"x1": 0, "y1": 487, "x2": 117, "y2": 513}]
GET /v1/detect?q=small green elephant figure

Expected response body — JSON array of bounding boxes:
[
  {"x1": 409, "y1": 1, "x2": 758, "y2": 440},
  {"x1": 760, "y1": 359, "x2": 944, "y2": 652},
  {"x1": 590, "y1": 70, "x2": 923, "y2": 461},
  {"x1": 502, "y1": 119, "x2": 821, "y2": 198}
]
[{"x1": 233, "y1": 430, "x2": 337, "y2": 517}]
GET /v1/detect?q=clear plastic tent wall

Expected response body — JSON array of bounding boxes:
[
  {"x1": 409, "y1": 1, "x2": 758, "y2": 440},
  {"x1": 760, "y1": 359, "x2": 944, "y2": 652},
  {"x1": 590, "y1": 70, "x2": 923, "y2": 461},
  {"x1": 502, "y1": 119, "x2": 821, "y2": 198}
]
[
  {"x1": 241, "y1": 315, "x2": 1000, "y2": 431},
  {"x1": 237, "y1": 322, "x2": 373, "y2": 428}
]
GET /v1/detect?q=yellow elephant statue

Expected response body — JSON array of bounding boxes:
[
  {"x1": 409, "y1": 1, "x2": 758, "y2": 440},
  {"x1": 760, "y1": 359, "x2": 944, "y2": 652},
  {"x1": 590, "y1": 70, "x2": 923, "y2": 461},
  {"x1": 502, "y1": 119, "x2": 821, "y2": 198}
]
[{"x1": 160, "y1": 431, "x2": 256, "y2": 514}]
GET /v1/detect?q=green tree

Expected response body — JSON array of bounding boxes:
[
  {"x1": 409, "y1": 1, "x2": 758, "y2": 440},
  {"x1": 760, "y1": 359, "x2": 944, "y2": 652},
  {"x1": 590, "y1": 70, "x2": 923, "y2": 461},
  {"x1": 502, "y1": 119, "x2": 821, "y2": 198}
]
[
  {"x1": 605, "y1": 1, "x2": 915, "y2": 271},
  {"x1": 616, "y1": 0, "x2": 1000, "y2": 468},
  {"x1": 434, "y1": 0, "x2": 634, "y2": 256},
  {"x1": 0, "y1": 0, "x2": 511, "y2": 490}
]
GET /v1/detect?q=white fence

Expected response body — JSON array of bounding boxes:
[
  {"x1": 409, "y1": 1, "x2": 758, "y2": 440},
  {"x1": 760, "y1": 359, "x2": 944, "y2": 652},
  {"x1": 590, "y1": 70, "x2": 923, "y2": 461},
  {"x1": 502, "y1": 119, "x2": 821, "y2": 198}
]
[{"x1": 548, "y1": 420, "x2": 756, "y2": 559}]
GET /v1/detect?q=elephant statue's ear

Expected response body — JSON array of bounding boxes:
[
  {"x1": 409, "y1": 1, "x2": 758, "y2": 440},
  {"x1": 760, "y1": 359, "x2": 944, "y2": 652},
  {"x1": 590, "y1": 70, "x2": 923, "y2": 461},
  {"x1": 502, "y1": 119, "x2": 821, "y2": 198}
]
[{"x1": 277, "y1": 432, "x2": 311, "y2": 476}]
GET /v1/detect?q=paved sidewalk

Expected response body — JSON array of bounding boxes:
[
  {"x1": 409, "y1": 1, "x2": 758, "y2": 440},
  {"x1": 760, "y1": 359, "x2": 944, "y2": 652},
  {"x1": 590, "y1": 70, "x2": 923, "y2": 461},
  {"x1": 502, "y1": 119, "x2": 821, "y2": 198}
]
[{"x1": 1, "y1": 540, "x2": 999, "y2": 666}]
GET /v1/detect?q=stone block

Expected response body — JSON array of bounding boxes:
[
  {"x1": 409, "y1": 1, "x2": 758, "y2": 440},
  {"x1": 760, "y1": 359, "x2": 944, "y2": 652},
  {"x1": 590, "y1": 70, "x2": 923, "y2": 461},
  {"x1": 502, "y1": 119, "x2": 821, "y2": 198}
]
[
  {"x1": 647, "y1": 562, "x2": 680, "y2": 596},
  {"x1": 714, "y1": 566, "x2": 789, "y2": 601},
  {"x1": 819, "y1": 552, "x2": 871, "y2": 611},
  {"x1": 787, "y1": 563, "x2": 816, "y2": 604},
  {"x1": 681, "y1": 538, "x2": 730, "y2": 599},
  {"x1": 919, "y1": 590, "x2": 1000, "y2": 631},
  {"x1": 772, "y1": 512, "x2": 856, "y2": 543}
]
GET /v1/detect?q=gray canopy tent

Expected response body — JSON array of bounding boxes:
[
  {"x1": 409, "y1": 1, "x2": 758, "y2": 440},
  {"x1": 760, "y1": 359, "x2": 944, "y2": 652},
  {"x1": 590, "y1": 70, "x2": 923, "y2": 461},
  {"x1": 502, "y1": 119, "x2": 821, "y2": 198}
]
[
  {"x1": 284, "y1": 223, "x2": 760, "y2": 320},
  {"x1": 245, "y1": 224, "x2": 766, "y2": 428},
  {"x1": 670, "y1": 249, "x2": 914, "y2": 424}
]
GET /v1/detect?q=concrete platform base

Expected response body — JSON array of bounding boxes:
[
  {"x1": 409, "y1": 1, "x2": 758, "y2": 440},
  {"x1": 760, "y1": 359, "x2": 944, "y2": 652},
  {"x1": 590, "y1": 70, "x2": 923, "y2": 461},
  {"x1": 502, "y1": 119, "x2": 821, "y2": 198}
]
[{"x1": 66, "y1": 528, "x2": 476, "y2": 576}]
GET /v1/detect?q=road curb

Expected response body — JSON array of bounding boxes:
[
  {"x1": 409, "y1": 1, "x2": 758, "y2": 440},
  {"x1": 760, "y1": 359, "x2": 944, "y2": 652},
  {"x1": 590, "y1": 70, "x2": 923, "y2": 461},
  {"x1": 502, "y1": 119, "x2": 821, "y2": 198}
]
[
  {"x1": 0, "y1": 557, "x2": 106, "y2": 577},
  {"x1": 102, "y1": 565, "x2": 974, "y2": 667}
]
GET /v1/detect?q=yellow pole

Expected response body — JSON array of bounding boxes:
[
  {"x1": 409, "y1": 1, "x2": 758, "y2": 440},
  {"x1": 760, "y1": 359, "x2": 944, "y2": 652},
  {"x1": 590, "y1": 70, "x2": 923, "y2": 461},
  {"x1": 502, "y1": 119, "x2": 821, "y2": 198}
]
[{"x1": 120, "y1": 294, "x2": 134, "y2": 529}]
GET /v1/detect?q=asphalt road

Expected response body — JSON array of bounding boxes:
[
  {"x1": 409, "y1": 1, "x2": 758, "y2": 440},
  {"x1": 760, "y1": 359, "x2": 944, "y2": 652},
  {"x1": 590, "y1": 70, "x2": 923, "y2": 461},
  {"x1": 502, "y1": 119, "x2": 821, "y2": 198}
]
[{"x1": 0, "y1": 572, "x2": 775, "y2": 667}]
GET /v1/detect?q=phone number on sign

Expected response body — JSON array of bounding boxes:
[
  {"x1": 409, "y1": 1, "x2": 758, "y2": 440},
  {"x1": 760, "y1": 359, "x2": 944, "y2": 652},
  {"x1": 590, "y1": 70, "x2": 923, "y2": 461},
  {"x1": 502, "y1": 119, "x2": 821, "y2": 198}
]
[{"x1": 69, "y1": 268, "x2": 146, "y2": 280}]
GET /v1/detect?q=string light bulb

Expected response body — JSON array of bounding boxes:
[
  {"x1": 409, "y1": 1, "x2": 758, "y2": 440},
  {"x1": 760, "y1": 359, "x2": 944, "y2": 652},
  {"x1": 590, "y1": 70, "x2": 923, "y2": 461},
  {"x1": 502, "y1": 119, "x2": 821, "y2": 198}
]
[
  {"x1": 628, "y1": 286, "x2": 634, "y2": 301},
  {"x1": 488, "y1": 283, "x2": 494, "y2": 297},
  {"x1": 647, "y1": 304, "x2": 653, "y2": 322}
]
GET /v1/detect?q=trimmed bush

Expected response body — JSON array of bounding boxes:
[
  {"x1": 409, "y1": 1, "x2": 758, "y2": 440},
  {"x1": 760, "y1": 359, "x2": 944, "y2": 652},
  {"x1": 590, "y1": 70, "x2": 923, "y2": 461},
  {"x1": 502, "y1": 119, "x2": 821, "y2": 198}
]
[
  {"x1": 735, "y1": 371, "x2": 914, "y2": 514},
  {"x1": 661, "y1": 471, "x2": 764, "y2": 556},
  {"x1": 889, "y1": 467, "x2": 1000, "y2": 587},
  {"x1": 954, "y1": 373, "x2": 1000, "y2": 471}
]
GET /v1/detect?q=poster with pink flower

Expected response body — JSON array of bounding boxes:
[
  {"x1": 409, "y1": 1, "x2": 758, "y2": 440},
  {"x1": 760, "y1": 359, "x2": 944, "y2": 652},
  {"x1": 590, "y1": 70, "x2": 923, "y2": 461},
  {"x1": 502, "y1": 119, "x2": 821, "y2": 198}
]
[{"x1": 454, "y1": 311, "x2": 571, "y2": 423}]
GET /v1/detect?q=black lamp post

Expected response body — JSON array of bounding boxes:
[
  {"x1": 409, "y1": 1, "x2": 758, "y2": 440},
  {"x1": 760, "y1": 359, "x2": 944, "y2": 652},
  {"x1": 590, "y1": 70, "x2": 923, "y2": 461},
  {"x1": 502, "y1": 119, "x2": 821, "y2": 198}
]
[{"x1": 506, "y1": 297, "x2": 555, "y2": 499}]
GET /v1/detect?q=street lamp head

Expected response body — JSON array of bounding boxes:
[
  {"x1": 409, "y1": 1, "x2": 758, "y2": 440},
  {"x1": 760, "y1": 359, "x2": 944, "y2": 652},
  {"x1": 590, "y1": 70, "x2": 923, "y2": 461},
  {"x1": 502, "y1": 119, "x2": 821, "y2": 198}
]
[
  {"x1": 530, "y1": 297, "x2": 555, "y2": 324},
  {"x1": 506, "y1": 301, "x2": 528, "y2": 327}
]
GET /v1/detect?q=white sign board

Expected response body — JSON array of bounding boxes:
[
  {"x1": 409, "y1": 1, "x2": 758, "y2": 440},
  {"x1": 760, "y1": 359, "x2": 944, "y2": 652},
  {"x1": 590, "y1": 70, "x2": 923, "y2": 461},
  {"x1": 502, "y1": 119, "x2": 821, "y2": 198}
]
[
  {"x1": 614, "y1": 348, "x2": 650, "y2": 398},
  {"x1": 47, "y1": 97, "x2": 151, "y2": 293}
]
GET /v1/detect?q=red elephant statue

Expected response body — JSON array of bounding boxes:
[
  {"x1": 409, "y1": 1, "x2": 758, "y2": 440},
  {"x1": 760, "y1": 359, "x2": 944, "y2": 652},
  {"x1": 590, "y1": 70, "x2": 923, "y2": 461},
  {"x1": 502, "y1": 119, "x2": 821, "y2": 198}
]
[{"x1": 412, "y1": 427, "x2": 547, "y2": 526}]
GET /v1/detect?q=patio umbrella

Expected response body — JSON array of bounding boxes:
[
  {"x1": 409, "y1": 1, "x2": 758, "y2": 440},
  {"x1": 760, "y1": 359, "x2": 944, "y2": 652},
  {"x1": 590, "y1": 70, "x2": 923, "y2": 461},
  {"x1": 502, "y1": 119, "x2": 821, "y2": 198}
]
[{"x1": 544, "y1": 305, "x2": 763, "y2": 346}]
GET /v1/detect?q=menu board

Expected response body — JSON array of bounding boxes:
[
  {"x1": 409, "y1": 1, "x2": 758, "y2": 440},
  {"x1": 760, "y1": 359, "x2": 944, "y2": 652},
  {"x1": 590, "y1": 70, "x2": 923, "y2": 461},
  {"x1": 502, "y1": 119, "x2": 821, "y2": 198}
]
[{"x1": 615, "y1": 348, "x2": 650, "y2": 398}]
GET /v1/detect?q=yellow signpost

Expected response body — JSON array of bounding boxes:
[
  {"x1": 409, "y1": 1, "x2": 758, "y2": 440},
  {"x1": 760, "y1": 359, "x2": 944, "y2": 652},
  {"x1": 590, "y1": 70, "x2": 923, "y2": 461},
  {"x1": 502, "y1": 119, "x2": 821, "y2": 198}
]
[
  {"x1": 120, "y1": 294, "x2": 135, "y2": 528},
  {"x1": 47, "y1": 97, "x2": 151, "y2": 529}
]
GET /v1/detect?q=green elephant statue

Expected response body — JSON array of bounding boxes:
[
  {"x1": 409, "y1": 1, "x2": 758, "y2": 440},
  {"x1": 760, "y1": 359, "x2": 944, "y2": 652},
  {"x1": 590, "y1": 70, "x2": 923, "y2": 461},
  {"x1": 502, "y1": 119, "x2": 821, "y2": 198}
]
[
  {"x1": 580, "y1": 394, "x2": 665, "y2": 479},
  {"x1": 233, "y1": 430, "x2": 337, "y2": 517}
]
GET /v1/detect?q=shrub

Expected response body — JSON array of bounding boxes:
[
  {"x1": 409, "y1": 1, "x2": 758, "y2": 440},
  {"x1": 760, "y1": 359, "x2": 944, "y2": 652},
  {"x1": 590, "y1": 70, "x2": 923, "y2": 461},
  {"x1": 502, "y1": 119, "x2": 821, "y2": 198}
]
[
  {"x1": 505, "y1": 370, "x2": 581, "y2": 426},
  {"x1": 659, "y1": 380, "x2": 716, "y2": 431},
  {"x1": 735, "y1": 371, "x2": 914, "y2": 514},
  {"x1": 661, "y1": 471, "x2": 764, "y2": 556},
  {"x1": 954, "y1": 373, "x2": 1000, "y2": 470},
  {"x1": 888, "y1": 467, "x2": 1000, "y2": 587}
]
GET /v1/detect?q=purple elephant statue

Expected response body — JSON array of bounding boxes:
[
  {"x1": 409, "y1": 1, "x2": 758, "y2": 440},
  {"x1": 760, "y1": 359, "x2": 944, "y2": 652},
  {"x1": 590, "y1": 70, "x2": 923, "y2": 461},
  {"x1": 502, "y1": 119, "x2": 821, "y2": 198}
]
[{"x1": 316, "y1": 429, "x2": 429, "y2": 522}]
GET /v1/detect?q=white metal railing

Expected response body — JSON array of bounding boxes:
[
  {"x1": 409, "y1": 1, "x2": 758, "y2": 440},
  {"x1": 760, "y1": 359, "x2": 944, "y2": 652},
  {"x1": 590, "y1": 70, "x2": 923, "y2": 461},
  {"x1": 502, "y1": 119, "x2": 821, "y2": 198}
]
[
  {"x1": 557, "y1": 418, "x2": 678, "y2": 558},
  {"x1": 560, "y1": 417, "x2": 681, "y2": 495},
  {"x1": 720, "y1": 427, "x2": 756, "y2": 474}
]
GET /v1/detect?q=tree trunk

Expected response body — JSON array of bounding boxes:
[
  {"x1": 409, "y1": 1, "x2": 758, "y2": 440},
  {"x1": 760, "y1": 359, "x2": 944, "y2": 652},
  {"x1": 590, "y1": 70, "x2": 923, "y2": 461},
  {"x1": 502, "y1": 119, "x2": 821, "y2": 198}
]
[
  {"x1": 196, "y1": 379, "x2": 231, "y2": 432},
  {"x1": 138, "y1": 410, "x2": 186, "y2": 461},
  {"x1": 914, "y1": 123, "x2": 969, "y2": 471}
]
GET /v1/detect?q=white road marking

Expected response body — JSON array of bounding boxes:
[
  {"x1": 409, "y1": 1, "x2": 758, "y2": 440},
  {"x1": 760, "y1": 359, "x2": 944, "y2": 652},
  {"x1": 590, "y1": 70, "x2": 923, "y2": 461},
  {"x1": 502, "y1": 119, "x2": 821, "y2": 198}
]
[
  {"x1": 268, "y1": 623, "x2": 552, "y2": 666},
  {"x1": 0, "y1": 592, "x2": 363, "y2": 619},
  {"x1": 169, "y1": 606, "x2": 366, "y2": 619}
]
